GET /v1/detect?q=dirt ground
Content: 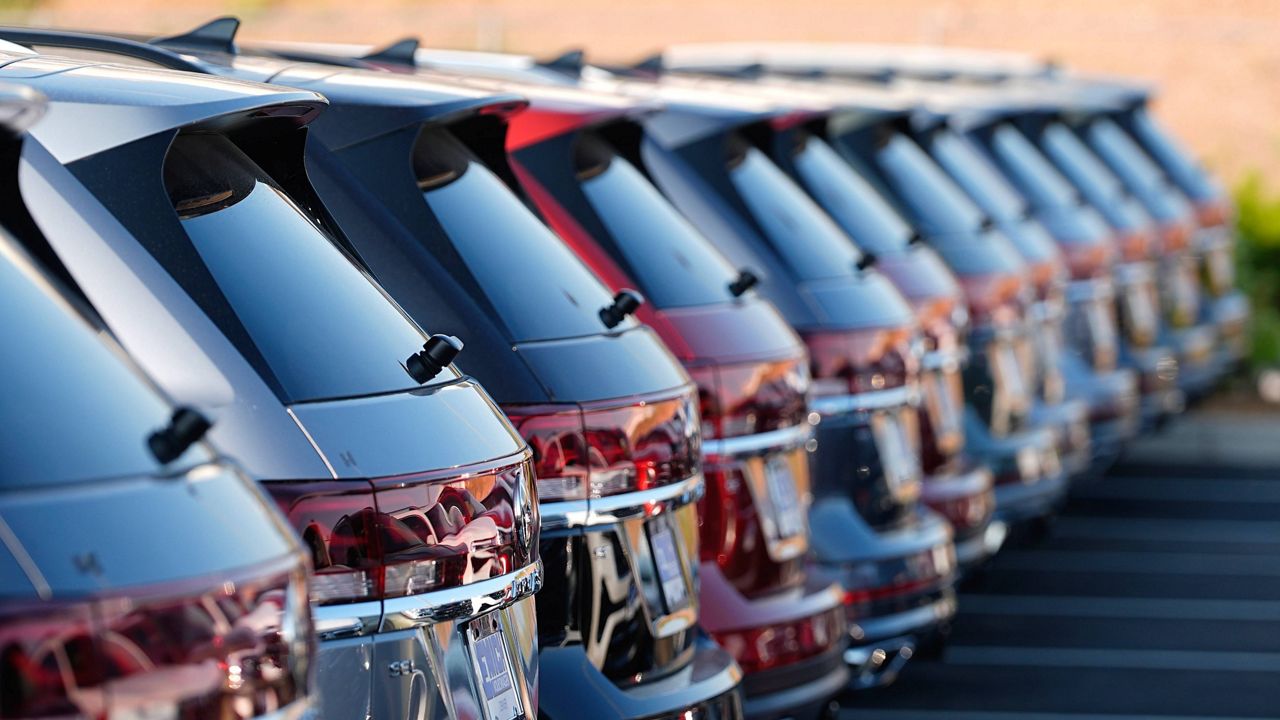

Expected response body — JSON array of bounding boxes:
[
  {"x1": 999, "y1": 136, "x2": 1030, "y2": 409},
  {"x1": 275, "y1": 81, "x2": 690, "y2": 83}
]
[{"x1": 5, "y1": 0, "x2": 1279, "y2": 186}]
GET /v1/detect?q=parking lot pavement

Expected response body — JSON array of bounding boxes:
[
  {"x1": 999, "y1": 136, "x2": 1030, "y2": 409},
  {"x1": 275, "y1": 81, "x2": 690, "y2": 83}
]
[{"x1": 842, "y1": 408, "x2": 1280, "y2": 718}]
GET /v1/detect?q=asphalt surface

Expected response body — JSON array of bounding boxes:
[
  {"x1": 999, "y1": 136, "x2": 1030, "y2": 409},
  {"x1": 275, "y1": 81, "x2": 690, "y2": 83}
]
[{"x1": 842, "y1": 410, "x2": 1280, "y2": 719}]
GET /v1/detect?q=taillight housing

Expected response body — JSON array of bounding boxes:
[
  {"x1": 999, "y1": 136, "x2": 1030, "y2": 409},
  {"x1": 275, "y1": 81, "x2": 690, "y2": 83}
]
[
  {"x1": 1060, "y1": 242, "x2": 1115, "y2": 281},
  {"x1": 267, "y1": 457, "x2": 538, "y2": 605},
  {"x1": 711, "y1": 604, "x2": 845, "y2": 674},
  {"x1": 1195, "y1": 200, "x2": 1232, "y2": 229},
  {"x1": 0, "y1": 560, "x2": 312, "y2": 719},
  {"x1": 1116, "y1": 229, "x2": 1157, "y2": 263},
  {"x1": 805, "y1": 326, "x2": 918, "y2": 399},
  {"x1": 958, "y1": 272, "x2": 1026, "y2": 330},
  {"x1": 1157, "y1": 221, "x2": 1194, "y2": 254},
  {"x1": 507, "y1": 389, "x2": 702, "y2": 504},
  {"x1": 691, "y1": 358, "x2": 810, "y2": 441}
]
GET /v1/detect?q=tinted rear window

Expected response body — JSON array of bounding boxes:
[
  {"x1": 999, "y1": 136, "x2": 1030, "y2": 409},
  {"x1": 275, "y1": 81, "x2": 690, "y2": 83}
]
[
  {"x1": 873, "y1": 132, "x2": 986, "y2": 236},
  {"x1": 577, "y1": 134, "x2": 740, "y2": 308},
  {"x1": 727, "y1": 138, "x2": 862, "y2": 281},
  {"x1": 791, "y1": 133, "x2": 914, "y2": 255},
  {"x1": 987, "y1": 124, "x2": 1078, "y2": 209},
  {"x1": 166, "y1": 133, "x2": 433, "y2": 403},
  {"x1": 1127, "y1": 108, "x2": 1220, "y2": 201},
  {"x1": 417, "y1": 128, "x2": 627, "y2": 342},
  {"x1": 1082, "y1": 118, "x2": 1193, "y2": 220},
  {"x1": 0, "y1": 241, "x2": 198, "y2": 487},
  {"x1": 928, "y1": 128, "x2": 1028, "y2": 221}
]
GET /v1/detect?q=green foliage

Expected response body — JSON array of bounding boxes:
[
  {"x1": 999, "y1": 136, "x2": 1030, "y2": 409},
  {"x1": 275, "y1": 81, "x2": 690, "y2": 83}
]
[{"x1": 1233, "y1": 174, "x2": 1280, "y2": 370}]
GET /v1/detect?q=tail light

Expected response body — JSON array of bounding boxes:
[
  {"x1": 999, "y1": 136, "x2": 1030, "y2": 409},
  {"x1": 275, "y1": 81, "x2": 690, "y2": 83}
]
[
  {"x1": 930, "y1": 491, "x2": 994, "y2": 535},
  {"x1": 507, "y1": 389, "x2": 701, "y2": 504},
  {"x1": 806, "y1": 326, "x2": 917, "y2": 399},
  {"x1": 1061, "y1": 242, "x2": 1115, "y2": 281},
  {"x1": 692, "y1": 359, "x2": 812, "y2": 597},
  {"x1": 1157, "y1": 221, "x2": 1193, "y2": 254},
  {"x1": 711, "y1": 604, "x2": 845, "y2": 674},
  {"x1": 0, "y1": 561, "x2": 311, "y2": 719},
  {"x1": 267, "y1": 458, "x2": 538, "y2": 605},
  {"x1": 958, "y1": 272, "x2": 1026, "y2": 329},
  {"x1": 693, "y1": 359, "x2": 810, "y2": 441},
  {"x1": 1195, "y1": 200, "x2": 1232, "y2": 228},
  {"x1": 1116, "y1": 229, "x2": 1157, "y2": 263}
]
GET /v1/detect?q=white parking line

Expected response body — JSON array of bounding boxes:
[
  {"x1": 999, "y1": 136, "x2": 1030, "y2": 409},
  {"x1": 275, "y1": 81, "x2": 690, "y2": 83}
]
[
  {"x1": 1054, "y1": 516, "x2": 1280, "y2": 544},
  {"x1": 959, "y1": 594, "x2": 1280, "y2": 622},
  {"x1": 994, "y1": 550, "x2": 1280, "y2": 576},
  {"x1": 945, "y1": 646, "x2": 1280, "y2": 672},
  {"x1": 846, "y1": 711, "x2": 1265, "y2": 720}
]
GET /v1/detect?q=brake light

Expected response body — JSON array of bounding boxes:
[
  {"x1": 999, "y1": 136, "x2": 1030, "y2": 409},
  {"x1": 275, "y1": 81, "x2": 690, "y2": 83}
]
[
  {"x1": 1061, "y1": 242, "x2": 1115, "y2": 280},
  {"x1": 0, "y1": 561, "x2": 311, "y2": 719},
  {"x1": 711, "y1": 604, "x2": 845, "y2": 674},
  {"x1": 805, "y1": 326, "x2": 917, "y2": 398},
  {"x1": 1116, "y1": 229, "x2": 1157, "y2": 262},
  {"x1": 267, "y1": 458, "x2": 538, "y2": 605},
  {"x1": 1157, "y1": 221, "x2": 1193, "y2": 253},
  {"x1": 959, "y1": 272, "x2": 1025, "y2": 328},
  {"x1": 1195, "y1": 200, "x2": 1231, "y2": 228},
  {"x1": 506, "y1": 389, "x2": 701, "y2": 503},
  {"x1": 693, "y1": 358, "x2": 810, "y2": 440},
  {"x1": 912, "y1": 296, "x2": 963, "y2": 354}
]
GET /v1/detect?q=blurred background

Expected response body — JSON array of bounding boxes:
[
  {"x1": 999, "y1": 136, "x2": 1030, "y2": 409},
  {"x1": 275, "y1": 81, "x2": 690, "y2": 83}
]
[{"x1": 3, "y1": 0, "x2": 1277, "y2": 385}]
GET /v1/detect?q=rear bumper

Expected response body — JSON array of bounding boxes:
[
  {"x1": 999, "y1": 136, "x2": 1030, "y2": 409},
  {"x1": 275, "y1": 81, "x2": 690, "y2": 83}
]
[
  {"x1": 537, "y1": 632, "x2": 744, "y2": 720},
  {"x1": 966, "y1": 420, "x2": 1067, "y2": 522},
  {"x1": 1168, "y1": 324, "x2": 1219, "y2": 399},
  {"x1": 843, "y1": 590, "x2": 957, "y2": 689},
  {"x1": 1030, "y1": 398, "x2": 1092, "y2": 478},
  {"x1": 920, "y1": 460, "x2": 998, "y2": 570},
  {"x1": 1210, "y1": 291, "x2": 1249, "y2": 372},
  {"x1": 740, "y1": 644, "x2": 848, "y2": 720},
  {"x1": 311, "y1": 566, "x2": 541, "y2": 720}
]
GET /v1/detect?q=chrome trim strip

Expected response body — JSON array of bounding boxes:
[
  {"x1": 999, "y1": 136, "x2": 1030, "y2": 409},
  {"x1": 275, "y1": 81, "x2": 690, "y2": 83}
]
[
  {"x1": 539, "y1": 473, "x2": 705, "y2": 529},
  {"x1": 312, "y1": 600, "x2": 382, "y2": 640},
  {"x1": 921, "y1": 347, "x2": 968, "y2": 372},
  {"x1": 381, "y1": 561, "x2": 543, "y2": 630},
  {"x1": 810, "y1": 383, "x2": 919, "y2": 416},
  {"x1": 701, "y1": 423, "x2": 814, "y2": 459},
  {"x1": 1065, "y1": 277, "x2": 1115, "y2": 304}
]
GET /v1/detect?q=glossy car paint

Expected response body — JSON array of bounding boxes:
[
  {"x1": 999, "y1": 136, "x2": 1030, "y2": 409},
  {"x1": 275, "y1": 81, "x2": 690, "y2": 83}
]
[
  {"x1": 474, "y1": 80, "x2": 849, "y2": 718},
  {"x1": 0, "y1": 35, "x2": 541, "y2": 720},
  {"x1": 904, "y1": 101, "x2": 1141, "y2": 470},
  {"x1": 0, "y1": 84, "x2": 313, "y2": 720},
  {"x1": 98, "y1": 22, "x2": 745, "y2": 718}
]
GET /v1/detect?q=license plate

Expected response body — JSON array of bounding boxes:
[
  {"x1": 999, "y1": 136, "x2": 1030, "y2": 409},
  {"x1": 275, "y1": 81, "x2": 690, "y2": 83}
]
[
  {"x1": 467, "y1": 615, "x2": 523, "y2": 720},
  {"x1": 764, "y1": 454, "x2": 804, "y2": 539},
  {"x1": 648, "y1": 519, "x2": 688, "y2": 612},
  {"x1": 870, "y1": 411, "x2": 921, "y2": 501}
]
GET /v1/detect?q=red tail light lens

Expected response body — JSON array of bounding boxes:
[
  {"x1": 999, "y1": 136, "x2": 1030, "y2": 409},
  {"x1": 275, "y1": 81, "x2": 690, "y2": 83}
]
[
  {"x1": 1195, "y1": 200, "x2": 1231, "y2": 229},
  {"x1": 1061, "y1": 242, "x2": 1115, "y2": 281},
  {"x1": 959, "y1": 272, "x2": 1026, "y2": 328},
  {"x1": 1158, "y1": 221, "x2": 1193, "y2": 254},
  {"x1": 1116, "y1": 229, "x2": 1157, "y2": 263},
  {"x1": 267, "y1": 458, "x2": 538, "y2": 605},
  {"x1": 693, "y1": 358, "x2": 810, "y2": 440},
  {"x1": 507, "y1": 389, "x2": 702, "y2": 504},
  {"x1": 805, "y1": 326, "x2": 917, "y2": 398},
  {"x1": 0, "y1": 561, "x2": 311, "y2": 719},
  {"x1": 711, "y1": 604, "x2": 845, "y2": 674}
]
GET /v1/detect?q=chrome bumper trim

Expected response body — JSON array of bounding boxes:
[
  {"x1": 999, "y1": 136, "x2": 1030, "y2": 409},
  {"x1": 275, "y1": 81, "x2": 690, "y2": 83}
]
[
  {"x1": 539, "y1": 472, "x2": 705, "y2": 529},
  {"x1": 701, "y1": 422, "x2": 814, "y2": 459},
  {"x1": 381, "y1": 561, "x2": 543, "y2": 630},
  {"x1": 810, "y1": 383, "x2": 919, "y2": 416}
]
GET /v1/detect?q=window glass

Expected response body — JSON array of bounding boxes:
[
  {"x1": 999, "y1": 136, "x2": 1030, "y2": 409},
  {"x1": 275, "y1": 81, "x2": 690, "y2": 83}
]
[
  {"x1": 418, "y1": 129, "x2": 625, "y2": 342},
  {"x1": 874, "y1": 132, "x2": 986, "y2": 235},
  {"x1": 167, "y1": 133, "x2": 434, "y2": 402},
  {"x1": 579, "y1": 140, "x2": 740, "y2": 308},
  {"x1": 1128, "y1": 108, "x2": 1219, "y2": 200},
  {"x1": 929, "y1": 128, "x2": 1028, "y2": 220},
  {"x1": 791, "y1": 133, "x2": 914, "y2": 254},
  {"x1": 728, "y1": 141, "x2": 862, "y2": 280},
  {"x1": 988, "y1": 124, "x2": 1078, "y2": 209},
  {"x1": 0, "y1": 241, "x2": 203, "y2": 487},
  {"x1": 1085, "y1": 118, "x2": 1167, "y2": 191}
]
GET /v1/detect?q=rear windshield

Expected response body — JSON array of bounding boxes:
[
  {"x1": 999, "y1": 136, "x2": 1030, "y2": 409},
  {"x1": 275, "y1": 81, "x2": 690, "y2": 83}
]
[
  {"x1": 0, "y1": 241, "x2": 203, "y2": 488},
  {"x1": 1039, "y1": 122, "x2": 1128, "y2": 205},
  {"x1": 928, "y1": 127, "x2": 1028, "y2": 221},
  {"x1": 166, "y1": 133, "x2": 434, "y2": 403},
  {"x1": 986, "y1": 124, "x2": 1079, "y2": 210},
  {"x1": 576, "y1": 133, "x2": 740, "y2": 308},
  {"x1": 416, "y1": 127, "x2": 628, "y2": 342},
  {"x1": 873, "y1": 131, "x2": 986, "y2": 236},
  {"x1": 1082, "y1": 118, "x2": 1192, "y2": 220},
  {"x1": 726, "y1": 136, "x2": 862, "y2": 281},
  {"x1": 1126, "y1": 108, "x2": 1220, "y2": 201},
  {"x1": 790, "y1": 132, "x2": 914, "y2": 255}
]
